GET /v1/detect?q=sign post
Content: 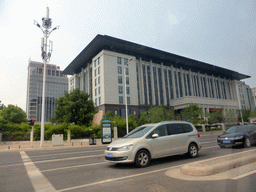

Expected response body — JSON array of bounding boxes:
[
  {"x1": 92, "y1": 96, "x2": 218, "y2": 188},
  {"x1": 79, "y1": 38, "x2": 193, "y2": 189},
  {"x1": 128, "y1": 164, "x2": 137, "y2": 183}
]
[{"x1": 101, "y1": 120, "x2": 112, "y2": 144}]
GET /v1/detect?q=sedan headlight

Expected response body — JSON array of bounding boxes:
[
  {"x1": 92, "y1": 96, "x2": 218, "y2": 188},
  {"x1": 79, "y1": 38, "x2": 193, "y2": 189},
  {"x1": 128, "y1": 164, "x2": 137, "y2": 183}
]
[
  {"x1": 234, "y1": 136, "x2": 244, "y2": 140},
  {"x1": 117, "y1": 144, "x2": 133, "y2": 151}
]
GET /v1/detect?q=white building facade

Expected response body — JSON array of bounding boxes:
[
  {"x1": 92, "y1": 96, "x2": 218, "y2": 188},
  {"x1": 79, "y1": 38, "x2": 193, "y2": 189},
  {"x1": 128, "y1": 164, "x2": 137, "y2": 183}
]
[{"x1": 63, "y1": 35, "x2": 254, "y2": 118}]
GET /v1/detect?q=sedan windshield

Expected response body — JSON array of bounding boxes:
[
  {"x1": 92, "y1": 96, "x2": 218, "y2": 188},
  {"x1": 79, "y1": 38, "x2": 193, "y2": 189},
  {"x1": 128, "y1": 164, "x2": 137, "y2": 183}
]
[
  {"x1": 226, "y1": 126, "x2": 248, "y2": 134},
  {"x1": 124, "y1": 125, "x2": 154, "y2": 138}
]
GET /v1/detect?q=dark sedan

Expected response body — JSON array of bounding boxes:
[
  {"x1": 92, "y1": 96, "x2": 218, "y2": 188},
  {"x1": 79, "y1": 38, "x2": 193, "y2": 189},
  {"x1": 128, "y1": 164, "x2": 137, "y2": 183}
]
[{"x1": 217, "y1": 125, "x2": 256, "y2": 148}]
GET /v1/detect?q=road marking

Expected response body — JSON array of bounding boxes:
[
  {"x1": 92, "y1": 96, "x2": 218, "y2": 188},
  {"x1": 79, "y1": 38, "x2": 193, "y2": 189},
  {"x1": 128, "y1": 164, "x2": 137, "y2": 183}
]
[
  {"x1": 20, "y1": 151, "x2": 56, "y2": 192},
  {"x1": 28, "y1": 149, "x2": 105, "y2": 158},
  {"x1": 231, "y1": 169, "x2": 256, "y2": 180},
  {"x1": 57, "y1": 164, "x2": 183, "y2": 192},
  {"x1": 41, "y1": 162, "x2": 108, "y2": 172}
]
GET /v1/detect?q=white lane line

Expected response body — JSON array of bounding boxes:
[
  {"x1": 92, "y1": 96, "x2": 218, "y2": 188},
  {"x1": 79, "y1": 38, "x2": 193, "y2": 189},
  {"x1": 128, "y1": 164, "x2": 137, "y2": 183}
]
[
  {"x1": 33, "y1": 154, "x2": 105, "y2": 164},
  {"x1": 29, "y1": 150, "x2": 105, "y2": 158},
  {"x1": 41, "y1": 162, "x2": 108, "y2": 172},
  {"x1": 57, "y1": 164, "x2": 183, "y2": 192},
  {"x1": 20, "y1": 151, "x2": 56, "y2": 192},
  {"x1": 231, "y1": 169, "x2": 256, "y2": 180}
]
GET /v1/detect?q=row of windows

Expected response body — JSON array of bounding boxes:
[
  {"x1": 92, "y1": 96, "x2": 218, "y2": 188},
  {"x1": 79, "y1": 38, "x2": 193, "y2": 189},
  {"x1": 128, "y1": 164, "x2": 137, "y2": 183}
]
[
  {"x1": 95, "y1": 97, "x2": 101, "y2": 106},
  {"x1": 118, "y1": 86, "x2": 130, "y2": 94},
  {"x1": 118, "y1": 76, "x2": 129, "y2": 84},
  {"x1": 94, "y1": 67, "x2": 100, "y2": 77},
  {"x1": 119, "y1": 96, "x2": 130, "y2": 105},
  {"x1": 117, "y1": 57, "x2": 129, "y2": 65},
  {"x1": 37, "y1": 68, "x2": 64, "y2": 77},
  {"x1": 94, "y1": 57, "x2": 100, "y2": 68},
  {"x1": 117, "y1": 66, "x2": 129, "y2": 75},
  {"x1": 138, "y1": 64, "x2": 236, "y2": 106},
  {"x1": 95, "y1": 86, "x2": 101, "y2": 96},
  {"x1": 95, "y1": 76, "x2": 100, "y2": 86}
]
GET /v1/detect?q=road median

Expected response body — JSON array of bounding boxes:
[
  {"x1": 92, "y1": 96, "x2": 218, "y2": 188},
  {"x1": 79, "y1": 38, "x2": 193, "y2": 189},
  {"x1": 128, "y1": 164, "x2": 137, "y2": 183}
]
[{"x1": 181, "y1": 149, "x2": 256, "y2": 176}]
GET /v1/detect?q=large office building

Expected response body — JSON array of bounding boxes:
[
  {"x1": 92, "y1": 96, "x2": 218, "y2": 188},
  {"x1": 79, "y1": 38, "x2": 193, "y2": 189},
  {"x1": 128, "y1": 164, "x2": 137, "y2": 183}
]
[
  {"x1": 26, "y1": 60, "x2": 68, "y2": 122},
  {"x1": 63, "y1": 35, "x2": 254, "y2": 118}
]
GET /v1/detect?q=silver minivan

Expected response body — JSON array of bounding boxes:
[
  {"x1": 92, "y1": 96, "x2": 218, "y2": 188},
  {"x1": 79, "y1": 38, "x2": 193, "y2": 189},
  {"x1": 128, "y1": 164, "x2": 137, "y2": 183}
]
[{"x1": 105, "y1": 121, "x2": 202, "y2": 168}]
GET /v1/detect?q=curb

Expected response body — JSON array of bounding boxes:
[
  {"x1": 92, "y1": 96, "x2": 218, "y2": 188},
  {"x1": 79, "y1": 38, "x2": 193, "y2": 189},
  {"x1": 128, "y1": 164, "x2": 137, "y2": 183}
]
[{"x1": 181, "y1": 149, "x2": 256, "y2": 176}]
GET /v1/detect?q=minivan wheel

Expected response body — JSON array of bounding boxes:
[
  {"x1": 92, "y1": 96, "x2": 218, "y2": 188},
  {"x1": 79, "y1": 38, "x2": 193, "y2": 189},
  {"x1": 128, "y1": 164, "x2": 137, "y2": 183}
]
[
  {"x1": 188, "y1": 143, "x2": 198, "y2": 158},
  {"x1": 135, "y1": 150, "x2": 150, "y2": 168},
  {"x1": 244, "y1": 137, "x2": 251, "y2": 148}
]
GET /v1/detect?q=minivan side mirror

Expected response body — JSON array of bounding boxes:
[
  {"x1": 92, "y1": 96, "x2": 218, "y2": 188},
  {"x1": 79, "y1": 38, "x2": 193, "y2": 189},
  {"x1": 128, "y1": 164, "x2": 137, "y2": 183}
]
[{"x1": 152, "y1": 133, "x2": 159, "y2": 138}]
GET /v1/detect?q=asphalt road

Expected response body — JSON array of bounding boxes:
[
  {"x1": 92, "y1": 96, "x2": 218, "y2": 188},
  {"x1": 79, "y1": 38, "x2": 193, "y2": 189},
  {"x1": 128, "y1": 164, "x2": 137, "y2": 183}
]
[{"x1": 0, "y1": 135, "x2": 255, "y2": 192}]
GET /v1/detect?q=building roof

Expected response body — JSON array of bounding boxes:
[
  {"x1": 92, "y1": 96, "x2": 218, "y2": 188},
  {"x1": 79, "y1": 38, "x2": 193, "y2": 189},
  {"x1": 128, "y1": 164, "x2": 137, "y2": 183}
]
[{"x1": 63, "y1": 34, "x2": 250, "y2": 80}]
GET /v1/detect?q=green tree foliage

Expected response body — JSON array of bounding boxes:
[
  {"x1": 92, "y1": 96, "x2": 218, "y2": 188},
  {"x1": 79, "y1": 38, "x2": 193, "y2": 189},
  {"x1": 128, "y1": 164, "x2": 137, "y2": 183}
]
[
  {"x1": 0, "y1": 105, "x2": 28, "y2": 133},
  {"x1": 182, "y1": 104, "x2": 202, "y2": 124},
  {"x1": 250, "y1": 108, "x2": 256, "y2": 118},
  {"x1": 224, "y1": 109, "x2": 237, "y2": 125},
  {"x1": 0, "y1": 101, "x2": 4, "y2": 110},
  {"x1": 209, "y1": 108, "x2": 224, "y2": 123},
  {"x1": 51, "y1": 89, "x2": 97, "y2": 126},
  {"x1": 238, "y1": 109, "x2": 251, "y2": 122}
]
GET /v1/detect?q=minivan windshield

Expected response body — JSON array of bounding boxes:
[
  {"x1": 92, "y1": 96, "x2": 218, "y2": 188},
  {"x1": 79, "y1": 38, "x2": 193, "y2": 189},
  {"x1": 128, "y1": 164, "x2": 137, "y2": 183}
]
[
  {"x1": 226, "y1": 126, "x2": 248, "y2": 134},
  {"x1": 124, "y1": 125, "x2": 154, "y2": 138}
]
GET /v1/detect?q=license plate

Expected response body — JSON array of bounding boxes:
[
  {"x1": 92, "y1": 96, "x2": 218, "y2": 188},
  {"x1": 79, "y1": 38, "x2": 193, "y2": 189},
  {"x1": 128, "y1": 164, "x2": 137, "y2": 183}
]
[
  {"x1": 223, "y1": 140, "x2": 230, "y2": 143},
  {"x1": 107, "y1": 153, "x2": 113, "y2": 157}
]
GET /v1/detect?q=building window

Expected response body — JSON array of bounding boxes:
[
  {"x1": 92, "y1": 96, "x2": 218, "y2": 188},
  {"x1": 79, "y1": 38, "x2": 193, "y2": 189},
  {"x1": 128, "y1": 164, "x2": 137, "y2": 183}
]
[
  {"x1": 98, "y1": 76, "x2": 100, "y2": 84},
  {"x1": 158, "y1": 68, "x2": 164, "y2": 104},
  {"x1": 99, "y1": 97, "x2": 101, "y2": 105},
  {"x1": 118, "y1": 76, "x2": 122, "y2": 84},
  {"x1": 153, "y1": 67, "x2": 159, "y2": 105},
  {"x1": 126, "y1": 87, "x2": 130, "y2": 94},
  {"x1": 200, "y1": 77, "x2": 205, "y2": 97},
  {"x1": 94, "y1": 60, "x2": 96, "y2": 68},
  {"x1": 39, "y1": 68, "x2": 42, "y2": 74},
  {"x1": 52, "y1": 70, "x2": 55, "y2": 76},
  {"x1": 136, "y1": 63, "x2": 140, "y2": 105},
  {"x1": 147, "y1": 66, "x2": 153, "y2": 105},
  {"x1": 119, "y1": 96, "x2": 123, "y2": 104},
  {"x1": 47, "y1": 69, "x2": 51, "y2": 75},
  {"x1": 210, "y1": 79, "x2": 215, "y2": 98},
  {"x1": 124, "y1": 58, "x2": 128, "y2": 66},
  {"x1": 183, "y1": 73, "x2": 187, "y2": 96},
  {"x1": 94, "y1": 69, "x2": 97, "y2": 77},
  {"x1": 127, "y1": 97, "x2": 130, "y2": 105},
  {"x1": 164, "y1": 69, "x2": 169, "y2": 106},
  {"x1": 125, "y1": 68, "x2": 129, "y2": 75},
  {"x1": 174, "y1": 71, "x2": 179, "y2": 98},
  {"x1": 118, "y1": 66, "x2": 122, "y2": 74},
  {"x1": 203, "y1": 77, "x2": 208, "y2": 97},
  {"x1": 56, "y1": 71, "x2": 59, "y2": 76},
  {"x1": 118, "y1": 86, "x2": 123, "y2": 94},
  {"x1": 168, "y1": 70, "x2": 174, "y2": 100},
  {"x1": 95, "y1": 79, "x2": 97, "y2": 86},
  {"x1": 117, "y1": 57, "x2": 122, "y2": 64},
  {"x1": 187, "y1": 74, "x2": 192, "y2": 96},
  {"x1": 126, "y1": 77, "x2": 129, "y2": 85},
  {"x1": 95, "y1": 88, "x2": 97, "y2": 96},
  {"x1": 196, "y1": 76, "x2": 200, "y2": 97},
  {"x1": 98, "y1": 57, "x2": 100, "y2": 65},
  {"x1": 142, "y1": 65, "x2": 148, "y2": 105},
  {"x1": 98, "y1": 67, "x2": 100, "y2": 75},
  {"x1": 98, "y1": 86, "x2": 100, "y2": 95}
]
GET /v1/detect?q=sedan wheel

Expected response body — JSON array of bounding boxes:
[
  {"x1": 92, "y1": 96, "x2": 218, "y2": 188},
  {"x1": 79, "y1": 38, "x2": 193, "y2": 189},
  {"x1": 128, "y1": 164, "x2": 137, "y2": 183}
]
[
  {"x1": 188, "y1": 143, "x2": 198, "y2": 158},
  {"x1": 135, "y1": 150, "x2": 150, "y2": 168},
  {"x1": 244, "y1": 137, "x2": 251, "y2": 148}
]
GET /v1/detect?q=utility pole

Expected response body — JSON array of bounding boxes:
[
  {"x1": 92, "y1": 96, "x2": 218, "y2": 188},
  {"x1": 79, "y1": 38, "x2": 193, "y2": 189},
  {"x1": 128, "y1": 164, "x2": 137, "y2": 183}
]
[{"x1": 34, "y1": 7, "x2": 59, "y2": 147}]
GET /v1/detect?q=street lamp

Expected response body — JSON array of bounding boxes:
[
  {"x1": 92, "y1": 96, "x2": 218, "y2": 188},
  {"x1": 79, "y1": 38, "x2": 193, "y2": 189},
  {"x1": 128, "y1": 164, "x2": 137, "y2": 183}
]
[
  {"x1": 124, "y1": 58, "x2": 133, "y2": 134},
  {"x1": 34, "y1": 7, "x2": 59, "y2": 147}
]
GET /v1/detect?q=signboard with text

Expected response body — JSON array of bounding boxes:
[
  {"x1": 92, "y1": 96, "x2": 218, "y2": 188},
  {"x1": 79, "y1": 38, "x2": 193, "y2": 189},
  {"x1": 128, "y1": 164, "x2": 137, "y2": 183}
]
[{"x1": 101, "y1": 120, "x2": 112, "y2": 144}]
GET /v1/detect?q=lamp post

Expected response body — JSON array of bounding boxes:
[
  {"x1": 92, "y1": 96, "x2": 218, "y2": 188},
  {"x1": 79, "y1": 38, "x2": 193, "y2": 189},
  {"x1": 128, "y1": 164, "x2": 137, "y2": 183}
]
[
  {"x1": 124, "y1": 58, "x2": 132, "y2": 134},
  {"x1": 34, "y1": 7, "x2": 59, "y2": 147}
]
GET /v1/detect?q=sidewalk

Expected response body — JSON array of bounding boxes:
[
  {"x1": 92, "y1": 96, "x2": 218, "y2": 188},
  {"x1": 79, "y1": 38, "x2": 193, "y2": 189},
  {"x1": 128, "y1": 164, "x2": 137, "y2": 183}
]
[{"x1": 0, "y1": 139, "x2": 108, "y2": 152}]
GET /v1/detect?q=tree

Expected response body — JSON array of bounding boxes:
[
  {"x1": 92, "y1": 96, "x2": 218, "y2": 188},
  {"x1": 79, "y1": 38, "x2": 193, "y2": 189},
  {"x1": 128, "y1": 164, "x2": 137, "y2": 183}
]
[
  {"x1": 0, "y1": 101, "x2": 4, "y2": 110},
  {"x1": 0, "y1": 105, "x2": 27, "y2": 125},
  {"x1": 209, "y1": 108, "x2": 224, "y2": 124},
  {"x1": 182, "y1": 104, "x2": 202, "y2": 124},
  {"x1": 238, "y1": 109, "x2": 251, "y2": 122},
  {"x1": 51, "y1": 89, "x2": 97, "y2": 126},
  {"x1": 250, "y1": 108, "x2": 256, "y2": 118},
  {"x1": 224, "y1": 109, "x2": 237, "y2": 125}
]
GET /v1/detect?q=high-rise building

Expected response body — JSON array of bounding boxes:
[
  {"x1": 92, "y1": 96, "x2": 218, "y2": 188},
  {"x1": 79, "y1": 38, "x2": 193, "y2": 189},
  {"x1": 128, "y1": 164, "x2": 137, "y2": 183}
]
[
  {"x1": 26, "y1": 60, "x2": 68, "y2": 122},
  {"x1": 63, "y1": 35, "x2": 254, "y2": 118}
]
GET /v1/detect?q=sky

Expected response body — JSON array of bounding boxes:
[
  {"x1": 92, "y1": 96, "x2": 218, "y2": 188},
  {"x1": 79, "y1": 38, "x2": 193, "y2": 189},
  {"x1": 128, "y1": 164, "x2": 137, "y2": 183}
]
[{"x1": 1, "y1": 0, "x2": 256, "y2": 112}]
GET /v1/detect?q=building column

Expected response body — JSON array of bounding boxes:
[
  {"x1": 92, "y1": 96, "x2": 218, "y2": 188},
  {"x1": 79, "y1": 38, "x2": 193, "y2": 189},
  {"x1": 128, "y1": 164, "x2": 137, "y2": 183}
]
[{"x1": 161, "y1": 63, "x2": 167, "y2": 105}]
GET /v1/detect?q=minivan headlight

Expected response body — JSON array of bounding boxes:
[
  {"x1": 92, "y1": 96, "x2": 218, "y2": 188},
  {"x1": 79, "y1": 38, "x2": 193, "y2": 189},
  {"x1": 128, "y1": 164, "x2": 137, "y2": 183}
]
[
  {"x1": 234, "y1": 136, "x2": 244, "y2": 140},
  {"x1": 117, "y1": 144, "x2": 133, "y2": 151}
]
